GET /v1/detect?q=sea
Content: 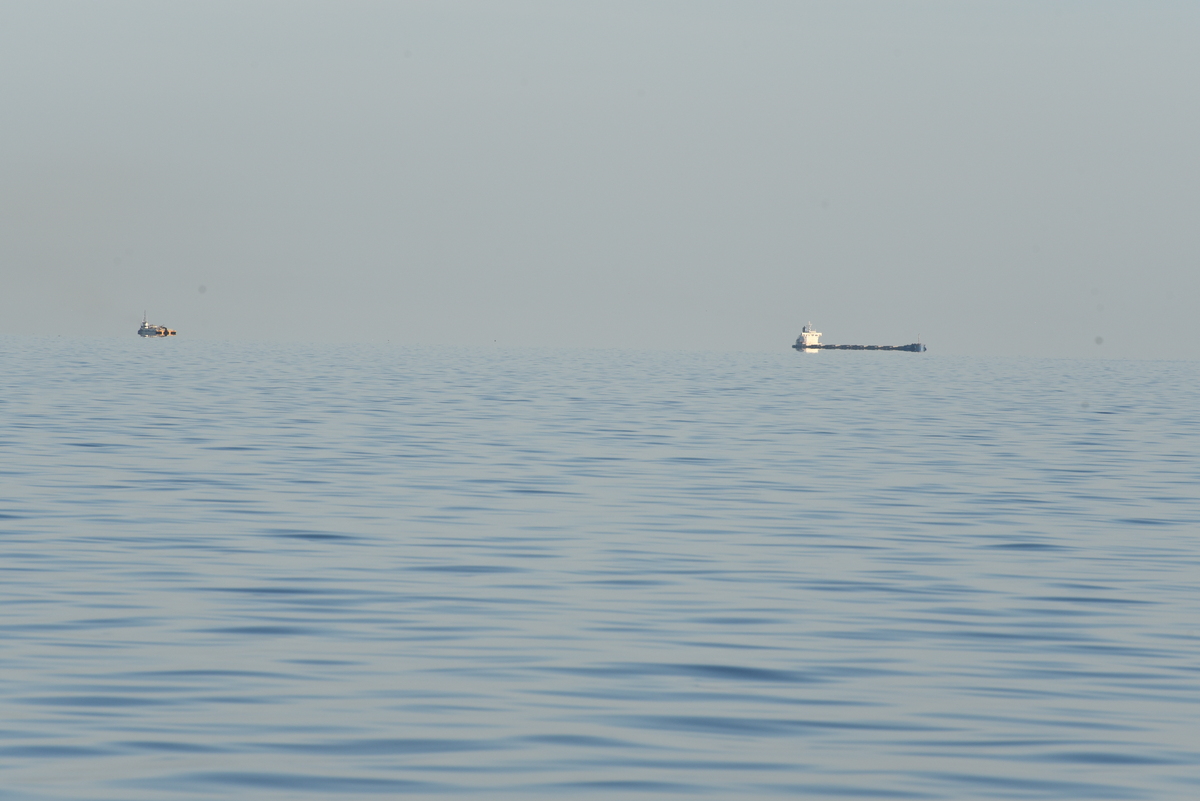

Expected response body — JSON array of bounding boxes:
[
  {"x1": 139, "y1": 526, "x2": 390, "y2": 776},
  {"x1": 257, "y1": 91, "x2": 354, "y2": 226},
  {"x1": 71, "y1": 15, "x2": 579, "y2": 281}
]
[{"x1": 1, "y1": 336, "x2": 1198, "y2": 800}]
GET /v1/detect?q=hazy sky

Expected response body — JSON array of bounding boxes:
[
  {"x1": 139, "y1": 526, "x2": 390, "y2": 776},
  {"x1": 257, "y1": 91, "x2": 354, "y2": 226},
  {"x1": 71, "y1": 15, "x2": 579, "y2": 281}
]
[{"x1": 3, "y1": 1, "x2": 1197, "y2": 357}]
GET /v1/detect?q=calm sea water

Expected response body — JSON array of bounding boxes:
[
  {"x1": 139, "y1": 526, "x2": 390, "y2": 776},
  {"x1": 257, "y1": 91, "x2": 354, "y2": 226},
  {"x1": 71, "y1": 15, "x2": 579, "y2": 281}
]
[{"x1": 1, "y1": 336, "x2": 1198, "y2": 800}]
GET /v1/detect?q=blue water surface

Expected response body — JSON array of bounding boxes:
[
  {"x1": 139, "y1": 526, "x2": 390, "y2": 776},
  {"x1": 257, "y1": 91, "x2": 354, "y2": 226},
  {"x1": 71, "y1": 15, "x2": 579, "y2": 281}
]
[{"x1": 1, "y1": 336, "x2": 1198, "y2": 799}]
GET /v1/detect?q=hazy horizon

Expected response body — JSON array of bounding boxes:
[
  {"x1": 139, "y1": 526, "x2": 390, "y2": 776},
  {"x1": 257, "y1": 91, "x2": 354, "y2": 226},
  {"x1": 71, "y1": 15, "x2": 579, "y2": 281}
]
[{"x1": 4, "y1": 2, "x2": 1197, "y2": 358}]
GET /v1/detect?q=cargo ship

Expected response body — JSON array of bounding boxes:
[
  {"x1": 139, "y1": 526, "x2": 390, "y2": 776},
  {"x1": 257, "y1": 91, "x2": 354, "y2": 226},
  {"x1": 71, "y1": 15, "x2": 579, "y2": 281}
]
[
  {"x1": 137, "y1": 313, "x2": 177, "y2": 337},
  {"x1": 793, "y1": 323, "x2": 924, "y2": 352}
]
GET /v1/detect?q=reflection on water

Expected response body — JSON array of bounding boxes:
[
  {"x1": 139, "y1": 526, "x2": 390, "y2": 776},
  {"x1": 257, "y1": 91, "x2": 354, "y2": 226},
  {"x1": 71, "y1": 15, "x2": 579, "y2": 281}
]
[{"x1": 1, "y1": 337, "x2": 1198, "y2": 799}]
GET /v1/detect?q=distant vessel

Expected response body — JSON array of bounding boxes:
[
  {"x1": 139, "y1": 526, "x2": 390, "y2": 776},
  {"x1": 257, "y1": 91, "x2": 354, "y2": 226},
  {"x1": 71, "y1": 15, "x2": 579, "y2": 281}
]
[
  {"x1": 793, "y1": 323, "x2": 924, "y2": 352},
  {"x1": 137, "y1": 313, "x2": 177, "y2": 338}
]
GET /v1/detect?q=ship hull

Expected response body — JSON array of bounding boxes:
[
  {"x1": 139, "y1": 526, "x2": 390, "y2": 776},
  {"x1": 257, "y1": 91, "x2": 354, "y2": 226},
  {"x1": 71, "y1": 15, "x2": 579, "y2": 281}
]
[{"x1": 793, "y1": 343, "x2": 925, "y2": 352}]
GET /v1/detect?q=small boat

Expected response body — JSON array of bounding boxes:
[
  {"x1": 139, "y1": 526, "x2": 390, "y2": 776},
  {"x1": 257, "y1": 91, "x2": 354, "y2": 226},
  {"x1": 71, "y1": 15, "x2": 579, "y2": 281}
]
[{"x1": 137, "y1": 313, "x2": 177, "y2": 337}]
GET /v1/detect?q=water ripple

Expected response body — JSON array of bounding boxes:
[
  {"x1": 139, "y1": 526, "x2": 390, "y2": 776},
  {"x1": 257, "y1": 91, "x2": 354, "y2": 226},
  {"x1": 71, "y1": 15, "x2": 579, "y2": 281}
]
[{"x1": 0, "y1": 339, "x2": 1197, "y2": 799}]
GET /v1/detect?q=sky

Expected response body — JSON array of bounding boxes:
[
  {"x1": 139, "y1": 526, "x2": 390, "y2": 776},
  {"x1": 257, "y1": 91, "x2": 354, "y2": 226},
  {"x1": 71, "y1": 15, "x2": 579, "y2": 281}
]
[{"x1": 2, "y1": 1, "x2": 1197, "y2": 358}]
